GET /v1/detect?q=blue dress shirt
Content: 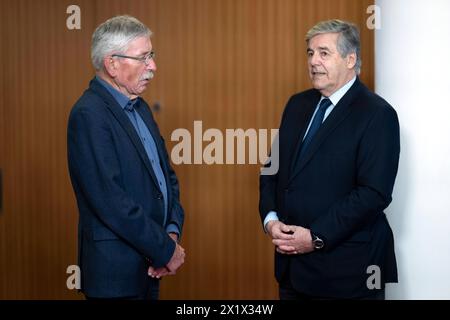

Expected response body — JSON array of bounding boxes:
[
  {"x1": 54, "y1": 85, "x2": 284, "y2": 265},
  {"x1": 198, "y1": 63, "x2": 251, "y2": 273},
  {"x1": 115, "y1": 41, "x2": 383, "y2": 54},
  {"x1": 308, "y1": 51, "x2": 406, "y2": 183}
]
[{"x1": 96, "y1": 76, "x2": 179, "y2": 235}]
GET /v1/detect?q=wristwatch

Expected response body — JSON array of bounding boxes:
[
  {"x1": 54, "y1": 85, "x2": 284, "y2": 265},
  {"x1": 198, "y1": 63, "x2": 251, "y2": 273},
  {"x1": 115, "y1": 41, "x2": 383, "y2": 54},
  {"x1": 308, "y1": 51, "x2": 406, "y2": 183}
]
[{"x1": 310, "y1": 231, "x2": 324, "y2": 250}]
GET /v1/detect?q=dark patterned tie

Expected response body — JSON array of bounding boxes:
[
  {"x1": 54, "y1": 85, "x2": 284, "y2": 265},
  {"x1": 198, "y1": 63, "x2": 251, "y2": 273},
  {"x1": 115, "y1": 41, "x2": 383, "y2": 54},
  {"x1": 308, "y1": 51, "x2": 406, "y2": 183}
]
[{"x1": 297, "y1": 98, "x2": 332, "y2": 160}]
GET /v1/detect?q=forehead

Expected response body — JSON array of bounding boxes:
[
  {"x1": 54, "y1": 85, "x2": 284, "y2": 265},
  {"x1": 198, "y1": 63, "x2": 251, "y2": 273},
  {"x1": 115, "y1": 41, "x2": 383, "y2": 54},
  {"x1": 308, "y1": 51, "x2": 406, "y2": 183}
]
[
  {"x1": 125, "y1": 36, "x2": 152, "y2": 54},
  {"x1": 308, "y1": 33, "x2": 339, "y2": 49}
]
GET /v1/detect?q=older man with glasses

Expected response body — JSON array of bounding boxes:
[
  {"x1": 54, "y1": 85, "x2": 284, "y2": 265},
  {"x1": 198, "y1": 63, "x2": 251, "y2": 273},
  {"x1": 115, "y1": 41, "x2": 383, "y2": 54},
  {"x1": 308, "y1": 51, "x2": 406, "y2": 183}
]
[{"x1": 67, "y1": 15, "x2": 185, "y2": 300}]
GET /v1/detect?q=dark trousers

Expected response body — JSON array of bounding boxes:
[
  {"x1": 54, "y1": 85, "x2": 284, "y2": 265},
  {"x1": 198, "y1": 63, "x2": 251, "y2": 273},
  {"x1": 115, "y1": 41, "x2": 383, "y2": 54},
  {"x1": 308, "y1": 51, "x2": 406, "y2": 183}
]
[
  {"x1": 279, "y1": 274, "x2": 385, "y2": 300},
  {"x1": 85, "y1": 277, "x2": 160, "y2": 300}
]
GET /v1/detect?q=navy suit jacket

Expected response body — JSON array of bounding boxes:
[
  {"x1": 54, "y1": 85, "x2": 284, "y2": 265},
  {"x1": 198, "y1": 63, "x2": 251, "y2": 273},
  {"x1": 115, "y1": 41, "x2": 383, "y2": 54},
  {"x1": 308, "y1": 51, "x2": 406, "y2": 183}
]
[
  {"x1": 67, "y1": 77, "x2": 184, "y2": 297},
  {"x1": 260, "y1": 78, "x2": 400, "y2": 298}
]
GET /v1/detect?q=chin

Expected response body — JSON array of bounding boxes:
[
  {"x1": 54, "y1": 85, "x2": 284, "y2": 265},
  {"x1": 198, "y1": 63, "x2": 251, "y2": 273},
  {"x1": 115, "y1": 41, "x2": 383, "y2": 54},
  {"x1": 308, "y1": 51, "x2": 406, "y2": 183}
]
[
  {"x1": 312, "y1": 83, "x2": 324, "y2": 91},
  {"x1": 138, "y1": 85, "x2": 148, "y2": 93}
]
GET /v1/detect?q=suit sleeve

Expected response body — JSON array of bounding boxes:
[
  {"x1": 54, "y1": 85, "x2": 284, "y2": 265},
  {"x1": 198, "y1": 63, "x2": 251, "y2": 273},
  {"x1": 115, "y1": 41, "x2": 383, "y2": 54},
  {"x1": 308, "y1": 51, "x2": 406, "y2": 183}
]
[
  {"x1": 259, "y1": 152, "x2": 279, "y2": 225},
  {"x1": 67, "y1": 107, "x2": 175, "y2": 268},
  {"x1": 310, "y1": 105, "x2": 400, "y2": 250},
  {"x1": 160, "y1": 135, "x2": 185, "y2": 238},
  {"x1": 259, "y1": 96, "x2": 294, "y2": 227}
]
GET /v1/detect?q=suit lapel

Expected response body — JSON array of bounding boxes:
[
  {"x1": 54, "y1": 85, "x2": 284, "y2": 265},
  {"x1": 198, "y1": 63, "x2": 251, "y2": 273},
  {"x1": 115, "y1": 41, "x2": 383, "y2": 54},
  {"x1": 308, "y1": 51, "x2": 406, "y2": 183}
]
[
  {"x1": 289, "y1": 78, "x2": 363, "y2": 183},
  {"x1": 90, "y1": 78, "x2": 161, "y2": 190}
]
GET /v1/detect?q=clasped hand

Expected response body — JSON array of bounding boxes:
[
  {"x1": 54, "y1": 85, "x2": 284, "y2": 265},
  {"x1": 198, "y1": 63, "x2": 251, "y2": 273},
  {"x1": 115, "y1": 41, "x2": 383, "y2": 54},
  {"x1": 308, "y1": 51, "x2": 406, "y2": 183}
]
[
  {"x1": 266, "y1": 221, "x2": 314, "y2": 255},
  {"x1": 148, "y1": 233, "x2": 186, "y2": 279}
]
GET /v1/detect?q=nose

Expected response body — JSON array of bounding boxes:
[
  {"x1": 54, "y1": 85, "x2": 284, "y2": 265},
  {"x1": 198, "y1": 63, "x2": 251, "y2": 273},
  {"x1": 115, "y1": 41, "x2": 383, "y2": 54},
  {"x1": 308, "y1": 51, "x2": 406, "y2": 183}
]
[
  {"x1": 147, "y1": 58, "x2": 157, "y2": 71},
  {"x1": 309, "y1": 52, "x2": 320, "y2": 66}
]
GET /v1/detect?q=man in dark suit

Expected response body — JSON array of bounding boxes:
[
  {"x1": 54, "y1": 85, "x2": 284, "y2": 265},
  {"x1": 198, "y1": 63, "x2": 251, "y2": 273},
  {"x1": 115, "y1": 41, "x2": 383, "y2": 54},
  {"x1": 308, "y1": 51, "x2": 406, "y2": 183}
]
[
  {"x1": 259, "y1": 19, "x2": 400, "y2": 300},
  {"x1": 67, "y1": 15, "x2": 185, "y2": 300}
]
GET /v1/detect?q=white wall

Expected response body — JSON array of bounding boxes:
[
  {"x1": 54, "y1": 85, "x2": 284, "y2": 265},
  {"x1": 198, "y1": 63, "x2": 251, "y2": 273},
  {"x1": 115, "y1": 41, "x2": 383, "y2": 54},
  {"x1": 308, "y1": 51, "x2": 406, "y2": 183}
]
[{"x1": 375, "y1": 0, "x2": 450, "y2": 299}]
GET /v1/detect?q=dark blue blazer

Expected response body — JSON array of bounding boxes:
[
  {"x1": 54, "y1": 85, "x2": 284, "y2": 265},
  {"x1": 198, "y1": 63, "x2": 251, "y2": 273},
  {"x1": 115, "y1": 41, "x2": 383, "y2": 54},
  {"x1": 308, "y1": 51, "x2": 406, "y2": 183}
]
[
  {"x1": 67, "y1": 77, "x2": 184, "y2": 298},
  {"x1": 260, "y1": 78, "x2": 400, "y2": 298}
]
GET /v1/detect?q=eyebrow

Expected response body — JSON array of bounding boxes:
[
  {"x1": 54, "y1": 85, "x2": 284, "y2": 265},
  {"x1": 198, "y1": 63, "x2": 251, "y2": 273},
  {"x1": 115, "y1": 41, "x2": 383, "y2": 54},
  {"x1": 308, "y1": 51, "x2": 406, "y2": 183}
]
[
  {"x1": 136, "y1": 50, "x2": 152, "y2": 57},
  {"x1": 307, "y1": 46, "x2": 331, "y2": 53}
]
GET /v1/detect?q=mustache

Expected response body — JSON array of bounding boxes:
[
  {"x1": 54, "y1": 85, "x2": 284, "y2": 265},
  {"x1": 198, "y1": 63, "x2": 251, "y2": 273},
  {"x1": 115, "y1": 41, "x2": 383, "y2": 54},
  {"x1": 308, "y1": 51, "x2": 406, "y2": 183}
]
[{"x1": 140, "y1": 71, "x2": 154, "y2": 81}]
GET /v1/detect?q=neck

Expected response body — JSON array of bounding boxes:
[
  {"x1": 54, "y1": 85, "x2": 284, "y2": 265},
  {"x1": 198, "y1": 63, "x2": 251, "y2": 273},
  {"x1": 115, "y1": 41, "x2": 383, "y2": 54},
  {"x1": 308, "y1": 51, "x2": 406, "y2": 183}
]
[
  {"x1": 96, "y1": 71, "x2": 138, "y2": 100},
  {"x1": 321, "y1": 72, "x2": 356, "y2": 97}
]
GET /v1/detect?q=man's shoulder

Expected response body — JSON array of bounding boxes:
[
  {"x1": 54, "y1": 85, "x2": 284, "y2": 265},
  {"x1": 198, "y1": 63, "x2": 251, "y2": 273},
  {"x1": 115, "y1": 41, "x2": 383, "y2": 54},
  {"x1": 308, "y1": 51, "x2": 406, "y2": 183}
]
[
  {"x1": 282, "y1": 88, "x2": 319, "y2": 113},
  {"x1": 70, "y1": 81, "x2": 109, "y2": 117},
  {"x1": 289, "y1": 88, "x2": 319, "y2": 103},
  {"x1": 356, "y1": 84, "x2": 397, "y2": 115}
]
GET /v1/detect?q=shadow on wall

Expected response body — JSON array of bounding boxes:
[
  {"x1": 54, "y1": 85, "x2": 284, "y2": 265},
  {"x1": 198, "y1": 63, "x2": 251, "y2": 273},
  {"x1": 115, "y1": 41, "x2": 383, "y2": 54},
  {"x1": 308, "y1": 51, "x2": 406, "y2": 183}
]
[{"x1": 385, "y1": 131, "x2": 409, "y2": 299}]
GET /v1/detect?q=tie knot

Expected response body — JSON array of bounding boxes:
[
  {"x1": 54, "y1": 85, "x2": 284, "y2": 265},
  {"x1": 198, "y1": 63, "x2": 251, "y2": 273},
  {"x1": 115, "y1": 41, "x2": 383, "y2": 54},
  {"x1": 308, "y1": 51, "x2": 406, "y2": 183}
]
[
  {"x1": 319, "y1": 98, "x2": 332, "y2": 111},
  {"x1": 125, "y1": 98, "x2": 139, "y2": 112}
]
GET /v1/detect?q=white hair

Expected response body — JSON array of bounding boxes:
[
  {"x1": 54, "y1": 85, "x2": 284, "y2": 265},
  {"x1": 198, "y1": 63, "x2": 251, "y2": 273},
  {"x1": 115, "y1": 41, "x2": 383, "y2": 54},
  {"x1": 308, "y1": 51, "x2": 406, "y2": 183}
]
[{"x1": 91, "y1": 15, "x2": 152, "y2": 71}]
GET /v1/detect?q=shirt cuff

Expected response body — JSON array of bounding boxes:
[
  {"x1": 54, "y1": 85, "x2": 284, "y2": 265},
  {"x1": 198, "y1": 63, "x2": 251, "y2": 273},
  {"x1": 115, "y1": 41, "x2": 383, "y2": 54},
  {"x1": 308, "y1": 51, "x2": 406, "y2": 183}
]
[
  {"x1": 166, "y1": 224, "x2": 180, "y2": 237},
  {"x1": 263, "y1": 211, "x2": 279, "y2": 233}
]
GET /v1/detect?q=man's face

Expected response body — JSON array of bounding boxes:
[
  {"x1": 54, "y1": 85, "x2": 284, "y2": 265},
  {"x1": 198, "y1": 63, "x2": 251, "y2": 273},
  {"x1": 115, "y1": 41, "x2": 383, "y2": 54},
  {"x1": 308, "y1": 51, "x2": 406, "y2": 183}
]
[
  {"x1": 112, "y1": 36, "x2": 156, "y2": 99},
  {"x1": 307, "y1": 32, "x2": 356, "y2": 97}
]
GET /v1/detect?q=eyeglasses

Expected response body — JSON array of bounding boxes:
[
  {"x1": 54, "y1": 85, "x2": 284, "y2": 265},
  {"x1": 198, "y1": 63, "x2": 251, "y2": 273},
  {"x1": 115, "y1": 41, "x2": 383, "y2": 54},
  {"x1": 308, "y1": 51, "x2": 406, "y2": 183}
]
[{"x1": 111, "y1": 51, "x2": 155, "y2": 65}]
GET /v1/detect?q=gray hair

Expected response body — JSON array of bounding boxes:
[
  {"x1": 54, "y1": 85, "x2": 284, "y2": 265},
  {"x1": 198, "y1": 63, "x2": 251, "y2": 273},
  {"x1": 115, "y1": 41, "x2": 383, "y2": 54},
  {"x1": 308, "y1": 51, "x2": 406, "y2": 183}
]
[
  {"x1": 91, "y1": 15, "x2": 152, "y2": 71},
  {"x1": 305, "y1": 19, "x2": 361, "y2": 74}
]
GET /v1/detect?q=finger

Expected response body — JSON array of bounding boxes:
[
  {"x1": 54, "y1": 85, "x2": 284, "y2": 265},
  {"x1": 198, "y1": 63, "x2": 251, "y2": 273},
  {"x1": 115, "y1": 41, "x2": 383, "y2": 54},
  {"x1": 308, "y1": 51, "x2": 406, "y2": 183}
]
[
  {"x1": 272, "y1": 231, "x2": 295, "y2": 240},
  {"x1": 280, "y1": 224, "x2": 295, "y2": 233},
  {"x1": 154, "y1": 272, "x2": 167, "y2": 279},
  {"x1": 272, "y1": 239, "x2": 294, "y2": 246},
  {"x1": 154, "y1": 267, "x2": 171, "y2": 278},
  {"x1": 280, "y1": 250, "x2": 299, "y2": 256},
  {"x1": 276, "y1": 247, "x2": 287, "y2": 254},
  {"x1": 148, "y1": 266, "x2": 156, "y2": 277},
  {"x1": 278, "y1": 245, "x2": 297, "y2": 252},
  {"x1": 154, "y1": 269, "x2": 167, "y2": 276},
  {"x1": 276, "y1": 247, "x2": 288, "y2": 254},
  {"x1": 276, "y1": 247, "x2": 296, "y2": 255},
  {"x1": 151, "y1": 269, "x2": 160, "y2": 277}
]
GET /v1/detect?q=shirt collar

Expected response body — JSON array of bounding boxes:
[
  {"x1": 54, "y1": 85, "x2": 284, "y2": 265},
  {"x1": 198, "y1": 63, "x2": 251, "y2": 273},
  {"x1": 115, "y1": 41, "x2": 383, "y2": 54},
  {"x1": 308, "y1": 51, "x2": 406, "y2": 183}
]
[
  {"x1": 96, "y1": 75, "x2": 139, "y2": 111},
  {"x1": 321, "y1": 76, "x2": 356, "y2": 106}
]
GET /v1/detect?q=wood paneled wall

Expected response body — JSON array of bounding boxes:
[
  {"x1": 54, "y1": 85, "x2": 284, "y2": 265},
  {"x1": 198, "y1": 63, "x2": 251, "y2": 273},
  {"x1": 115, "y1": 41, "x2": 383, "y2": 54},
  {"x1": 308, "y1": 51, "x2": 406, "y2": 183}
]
[{"x1": 0, "y1": 0, "x2": 374, "y2": 299}]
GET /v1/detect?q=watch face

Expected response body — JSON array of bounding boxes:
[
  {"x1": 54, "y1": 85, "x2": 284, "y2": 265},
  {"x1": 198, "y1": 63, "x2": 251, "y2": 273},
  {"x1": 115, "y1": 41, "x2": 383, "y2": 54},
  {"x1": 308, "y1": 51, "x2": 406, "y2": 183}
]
[{"x1": 314, "y1": 238, "x2": 324, "y2": 249}]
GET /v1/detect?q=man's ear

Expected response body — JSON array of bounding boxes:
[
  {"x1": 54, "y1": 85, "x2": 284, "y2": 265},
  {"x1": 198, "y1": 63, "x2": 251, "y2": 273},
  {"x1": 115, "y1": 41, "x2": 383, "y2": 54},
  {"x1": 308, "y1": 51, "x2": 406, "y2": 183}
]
[
  {"x1": 346, "y1": 52, "x2": 357, "y2": 70},
  {"x1": 104, "y1": 56, "x2": 117, "y2": 77}
]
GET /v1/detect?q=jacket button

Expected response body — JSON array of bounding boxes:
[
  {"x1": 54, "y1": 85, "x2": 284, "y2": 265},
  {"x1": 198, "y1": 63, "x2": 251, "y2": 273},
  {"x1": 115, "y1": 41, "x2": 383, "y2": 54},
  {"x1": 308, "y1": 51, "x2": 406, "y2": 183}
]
[{"x1": 157, "y1": 193, "x2": 163, "y2": 199}]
